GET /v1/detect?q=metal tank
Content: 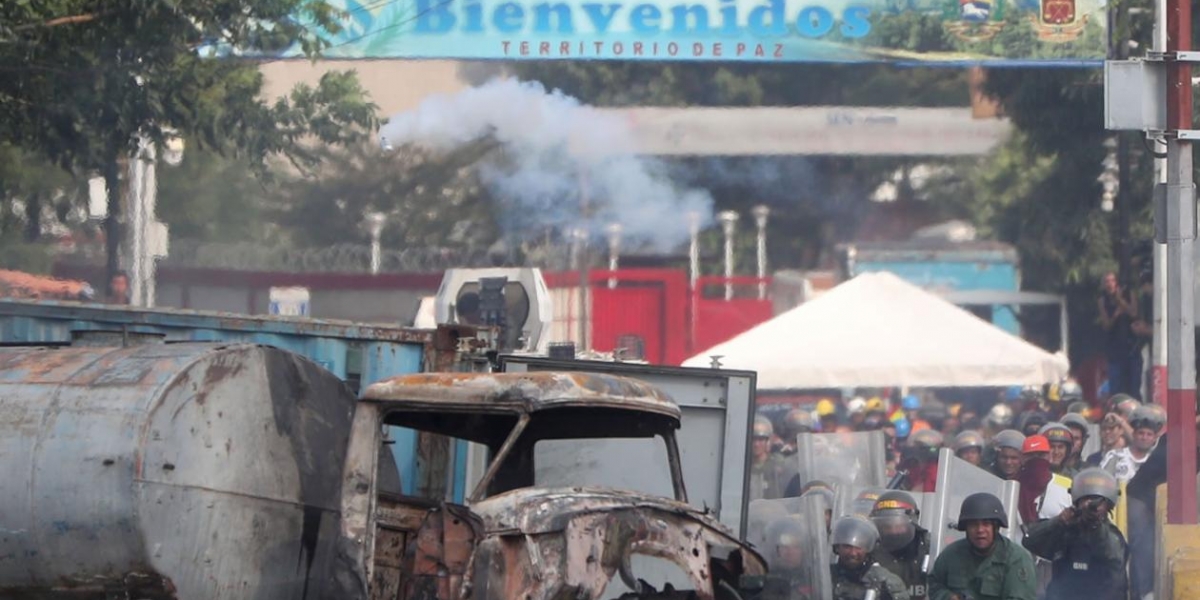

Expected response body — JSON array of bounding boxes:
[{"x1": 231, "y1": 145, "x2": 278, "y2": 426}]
[{"x1": 0, "y1": 342, "x2": 360, "y2": 599}]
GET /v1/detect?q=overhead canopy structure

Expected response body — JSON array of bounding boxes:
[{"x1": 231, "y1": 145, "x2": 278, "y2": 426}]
[{"x1": 682, "y1": 272, "x2": 1069, "y2": 390}]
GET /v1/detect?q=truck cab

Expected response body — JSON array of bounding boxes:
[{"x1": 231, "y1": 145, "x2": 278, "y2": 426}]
[{"x1": 346, "y1": 371, "x2": 765, "y2": 600}]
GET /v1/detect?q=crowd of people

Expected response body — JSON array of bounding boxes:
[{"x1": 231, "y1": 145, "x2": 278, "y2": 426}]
[{"x1": 747, "y1": 383, "x2": 1172, "y2": 600}]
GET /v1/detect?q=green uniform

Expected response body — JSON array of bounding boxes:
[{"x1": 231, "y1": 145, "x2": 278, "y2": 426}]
[
  {"x1": 875, "y1": 529, "x2": 930, "y2": 600},
  {"x1": 750, "y1": 454, "x2": 794, "y2": 501},
  {"x1": 1021, "y1": 516, "x2": 1128, "y2": 600},
  {"x1": 831, "y1": 562, "x2": 911, "y2": 600},
  {"x1": 928, "y1": 535, "x2": 1036, "y2": 600}
]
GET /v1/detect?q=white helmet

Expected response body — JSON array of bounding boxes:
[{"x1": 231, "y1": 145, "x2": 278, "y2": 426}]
[{"x1": 847, "y1": 397, "x2": 867, "y2": 415}]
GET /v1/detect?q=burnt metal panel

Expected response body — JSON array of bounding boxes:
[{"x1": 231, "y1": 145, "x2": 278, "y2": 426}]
[{"x1": 497, "y1": 357, "x2": 756, "y2": 538}]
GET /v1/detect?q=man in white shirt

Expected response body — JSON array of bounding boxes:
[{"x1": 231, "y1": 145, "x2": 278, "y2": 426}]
[{"x1": 1100, "y1": 404, "x2": 1165, "y2": 484}]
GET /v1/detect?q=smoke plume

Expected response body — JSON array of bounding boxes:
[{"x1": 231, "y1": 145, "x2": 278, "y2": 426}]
[{"x1": 379, "y1": 79, "x2": 712, "y2": 251}]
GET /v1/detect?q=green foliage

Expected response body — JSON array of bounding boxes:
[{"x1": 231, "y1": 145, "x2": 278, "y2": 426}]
[{"x1": 0, "y1": 0, "x2": 379, "y2": 273}]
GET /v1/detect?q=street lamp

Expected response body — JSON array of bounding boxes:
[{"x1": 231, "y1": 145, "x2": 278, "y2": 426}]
[
  {"x1": 718, "y1": 211, "x2": 739, "y2": 301},
  {"x1": 365, "y1": 212, "x2": 387, "y2": 275},
  {"x1": 752, "y1": 205, "x2": 770, "y2": 300}
]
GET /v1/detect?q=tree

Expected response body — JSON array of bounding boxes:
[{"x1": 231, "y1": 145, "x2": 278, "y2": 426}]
[{"x1": 0, "y1": 1, "x2": 378, "y2": 285}]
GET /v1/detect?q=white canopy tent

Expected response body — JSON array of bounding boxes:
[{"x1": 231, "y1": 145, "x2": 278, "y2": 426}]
[{"x1": 682, "y1": 272, "x2": 1069, "y2": 390}]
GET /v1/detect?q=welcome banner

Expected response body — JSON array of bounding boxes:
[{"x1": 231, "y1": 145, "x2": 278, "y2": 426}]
[{"x1": 271, "y1": 0, "x2": 1107, "y2": 63}]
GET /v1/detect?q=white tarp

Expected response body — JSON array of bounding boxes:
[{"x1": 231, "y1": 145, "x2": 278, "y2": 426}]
[{"x1": 682, "y1": 272, "x2": 1069, "y2": 390}]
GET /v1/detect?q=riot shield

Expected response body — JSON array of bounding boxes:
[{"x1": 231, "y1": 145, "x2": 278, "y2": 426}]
[
  {"x1": 927, "y1": 448, "x2": 1021, "y2": 562},
  {"x1": 917, "y1": 492, "x2": 937, "y2": 534},
  {"x1": 794, "y1": 430, "x2": 889, "y2": 519},
  {"x1": 1081, "y1": 423, "x2": 1100, "y2": 459},
  {"x1": 755, "y1": 496, "x2": 834, "y2": 600}
]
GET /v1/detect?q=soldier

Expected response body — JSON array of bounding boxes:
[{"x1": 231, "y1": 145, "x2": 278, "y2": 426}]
[
  {"x1": 778, "y1": 409, "x2": 816, "y2": 456},
  {"x1": 988, "y1": 429, "x2": 1025, "y2": 481},
  {"x1": 750, "y1": 415, "x2": 792, "y2": 500},
  {"x1": 898, "y1": 429, "x2": 943, "y2": 492},
  {"x1": 1021, "y1": 468, "x2": 1128, "y2": 600},
  {"x1": 928, "y1": 493, "x2": 1037, "y2": 600},
  {"x1": 870, "y1": 491, "x2": 931, "y2": 600},
  {"x1": 952, "y1": 430, "x2": 985, "y2": 467},
  {"x1": 830, "y1": 515, "x2": 911, "y2": 600},
  {"x1": 1039, "y1": 423, "x2": 1078, "y2": 477},
  {"x1": 762, "y1": 517, "x2": 815, "y2": 600}
]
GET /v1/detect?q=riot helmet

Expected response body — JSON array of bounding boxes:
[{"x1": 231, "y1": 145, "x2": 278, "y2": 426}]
[
  {"x1": 985, "y1": 403, "x2": 1015, "y2": 430},
  {"x1": 754, "y1": 415, "x2": 775, "y2": 439},
  {"x1": 1111, "y1": 395, "x2": 1141, "y2": 419},
  {"x1": 992, "y1": 429, "x2": 1026, "y2": 452},
  {"x1": 953, "y1": 430, "x2": 986, "y2": 452},
  {"x1": 765, "y1": 517, "x2": 807, "y2": 569},
  {"x1": 783, "y1": 409, "x2": 816, "y2": 436},
  {"x1": 1129, "y1": 403, "x2": 1167, "y2": 433},
  {"x1": 1066, "y1": 401, "x2": 1090, "y2": 415},
  {"x1": 1039, "y1": 422, "x2": 1073, "y2": 442},
  {"x1": 1060, "y1": 413, "x2": 1091, "y2": 435},
  {"x1": 870, "y1": 491, "x2": 920, "y2": 552},
  {"x1": 1070, "y1": 467, "x2": 1120, "y2": 506},
  {"x1": 851, "y1": 488, "x2": 886, "y2": 517},
  {"x1": 831, "y1": 515, "x2": 880, "y2": 552},
  {"x1": 800, "y1": 479, "x2": 833, "y2": 496},
  {"x1": 953, "y1": 430, "x2": 986, "y2": 466},
  {"x1": 905, "y1": 429, "x2": 944, "y2": 458},
  {"x1": 954, "y1": 492, "x2": 1008, "y2": 529},
  {"x1": 1059, "y1": 380, "x2": 1083, "y2": 403}
]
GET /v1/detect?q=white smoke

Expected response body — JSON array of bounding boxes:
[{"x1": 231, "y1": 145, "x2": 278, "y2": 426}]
[{"x1": 378, "y1": 79, "x2": 712, "y2": 251}]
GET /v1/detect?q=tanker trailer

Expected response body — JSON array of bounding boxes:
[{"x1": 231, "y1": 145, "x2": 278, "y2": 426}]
[{"x1": 0, "y1": 341, "x2": 362, "y2": 599}]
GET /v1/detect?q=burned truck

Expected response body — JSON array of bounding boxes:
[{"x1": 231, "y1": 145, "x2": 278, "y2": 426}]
[{"x1": 0, "y1": 342, "x2": 763, "y2": 599}]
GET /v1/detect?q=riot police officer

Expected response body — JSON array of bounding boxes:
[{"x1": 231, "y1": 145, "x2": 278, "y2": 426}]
[
  {"x1": 779, "y1": 409, "x2": 817, "y2": 455},
  {"x1": 1021, "y1": 468, "x2": 1128, "y2": 600},
  {"x1": 762, "y1": 517, "x2": 814, "y2": 600},
  {"x1": 898, "y1": 430, "x2": 943, "y2": 492},
  {"x1": 870, "y1": 491, "x2": 931, "y2": 600},
  {"x1": 928, "y1": 493, "x2": 1037, "y2": 600},
  {"x1": 830, "y1": 515, "x2": 911, "y2": 600},
  {"x1": 988, "y1": 429, "x2": 1025, "y2": 481},
  {"x1": 751, "y1": 415, "x2": 792, "y2": 500},
  {"x1": 952, "y1": 430, "x2": 986, "y2": 467}
]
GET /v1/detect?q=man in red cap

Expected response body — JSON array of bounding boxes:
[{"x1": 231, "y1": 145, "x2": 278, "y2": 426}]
[{"x1": 1017, "y1": 435, "x2": 1071, "y2": 523}]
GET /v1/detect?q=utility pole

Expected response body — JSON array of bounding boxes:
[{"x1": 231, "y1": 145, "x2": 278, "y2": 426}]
[
  {"x1": 1108, "y1": 0, "x2": 1198, "y2": 523},
  {"x1": 1161, "y1": 0, "x2": 1196, "y2": 523}
]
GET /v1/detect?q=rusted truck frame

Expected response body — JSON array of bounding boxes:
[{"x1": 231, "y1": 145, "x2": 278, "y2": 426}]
[
  {"x1": 0, "y1": 341, "x2": 762, "y2": 600},
  {"x1": 348, "y1": 372, "x2": 766, "y2": 600}
]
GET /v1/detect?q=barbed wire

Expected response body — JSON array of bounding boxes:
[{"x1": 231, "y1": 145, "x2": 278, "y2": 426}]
[{"x1": 58, "y1": 239, "x2": 591, "y2": 273}]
